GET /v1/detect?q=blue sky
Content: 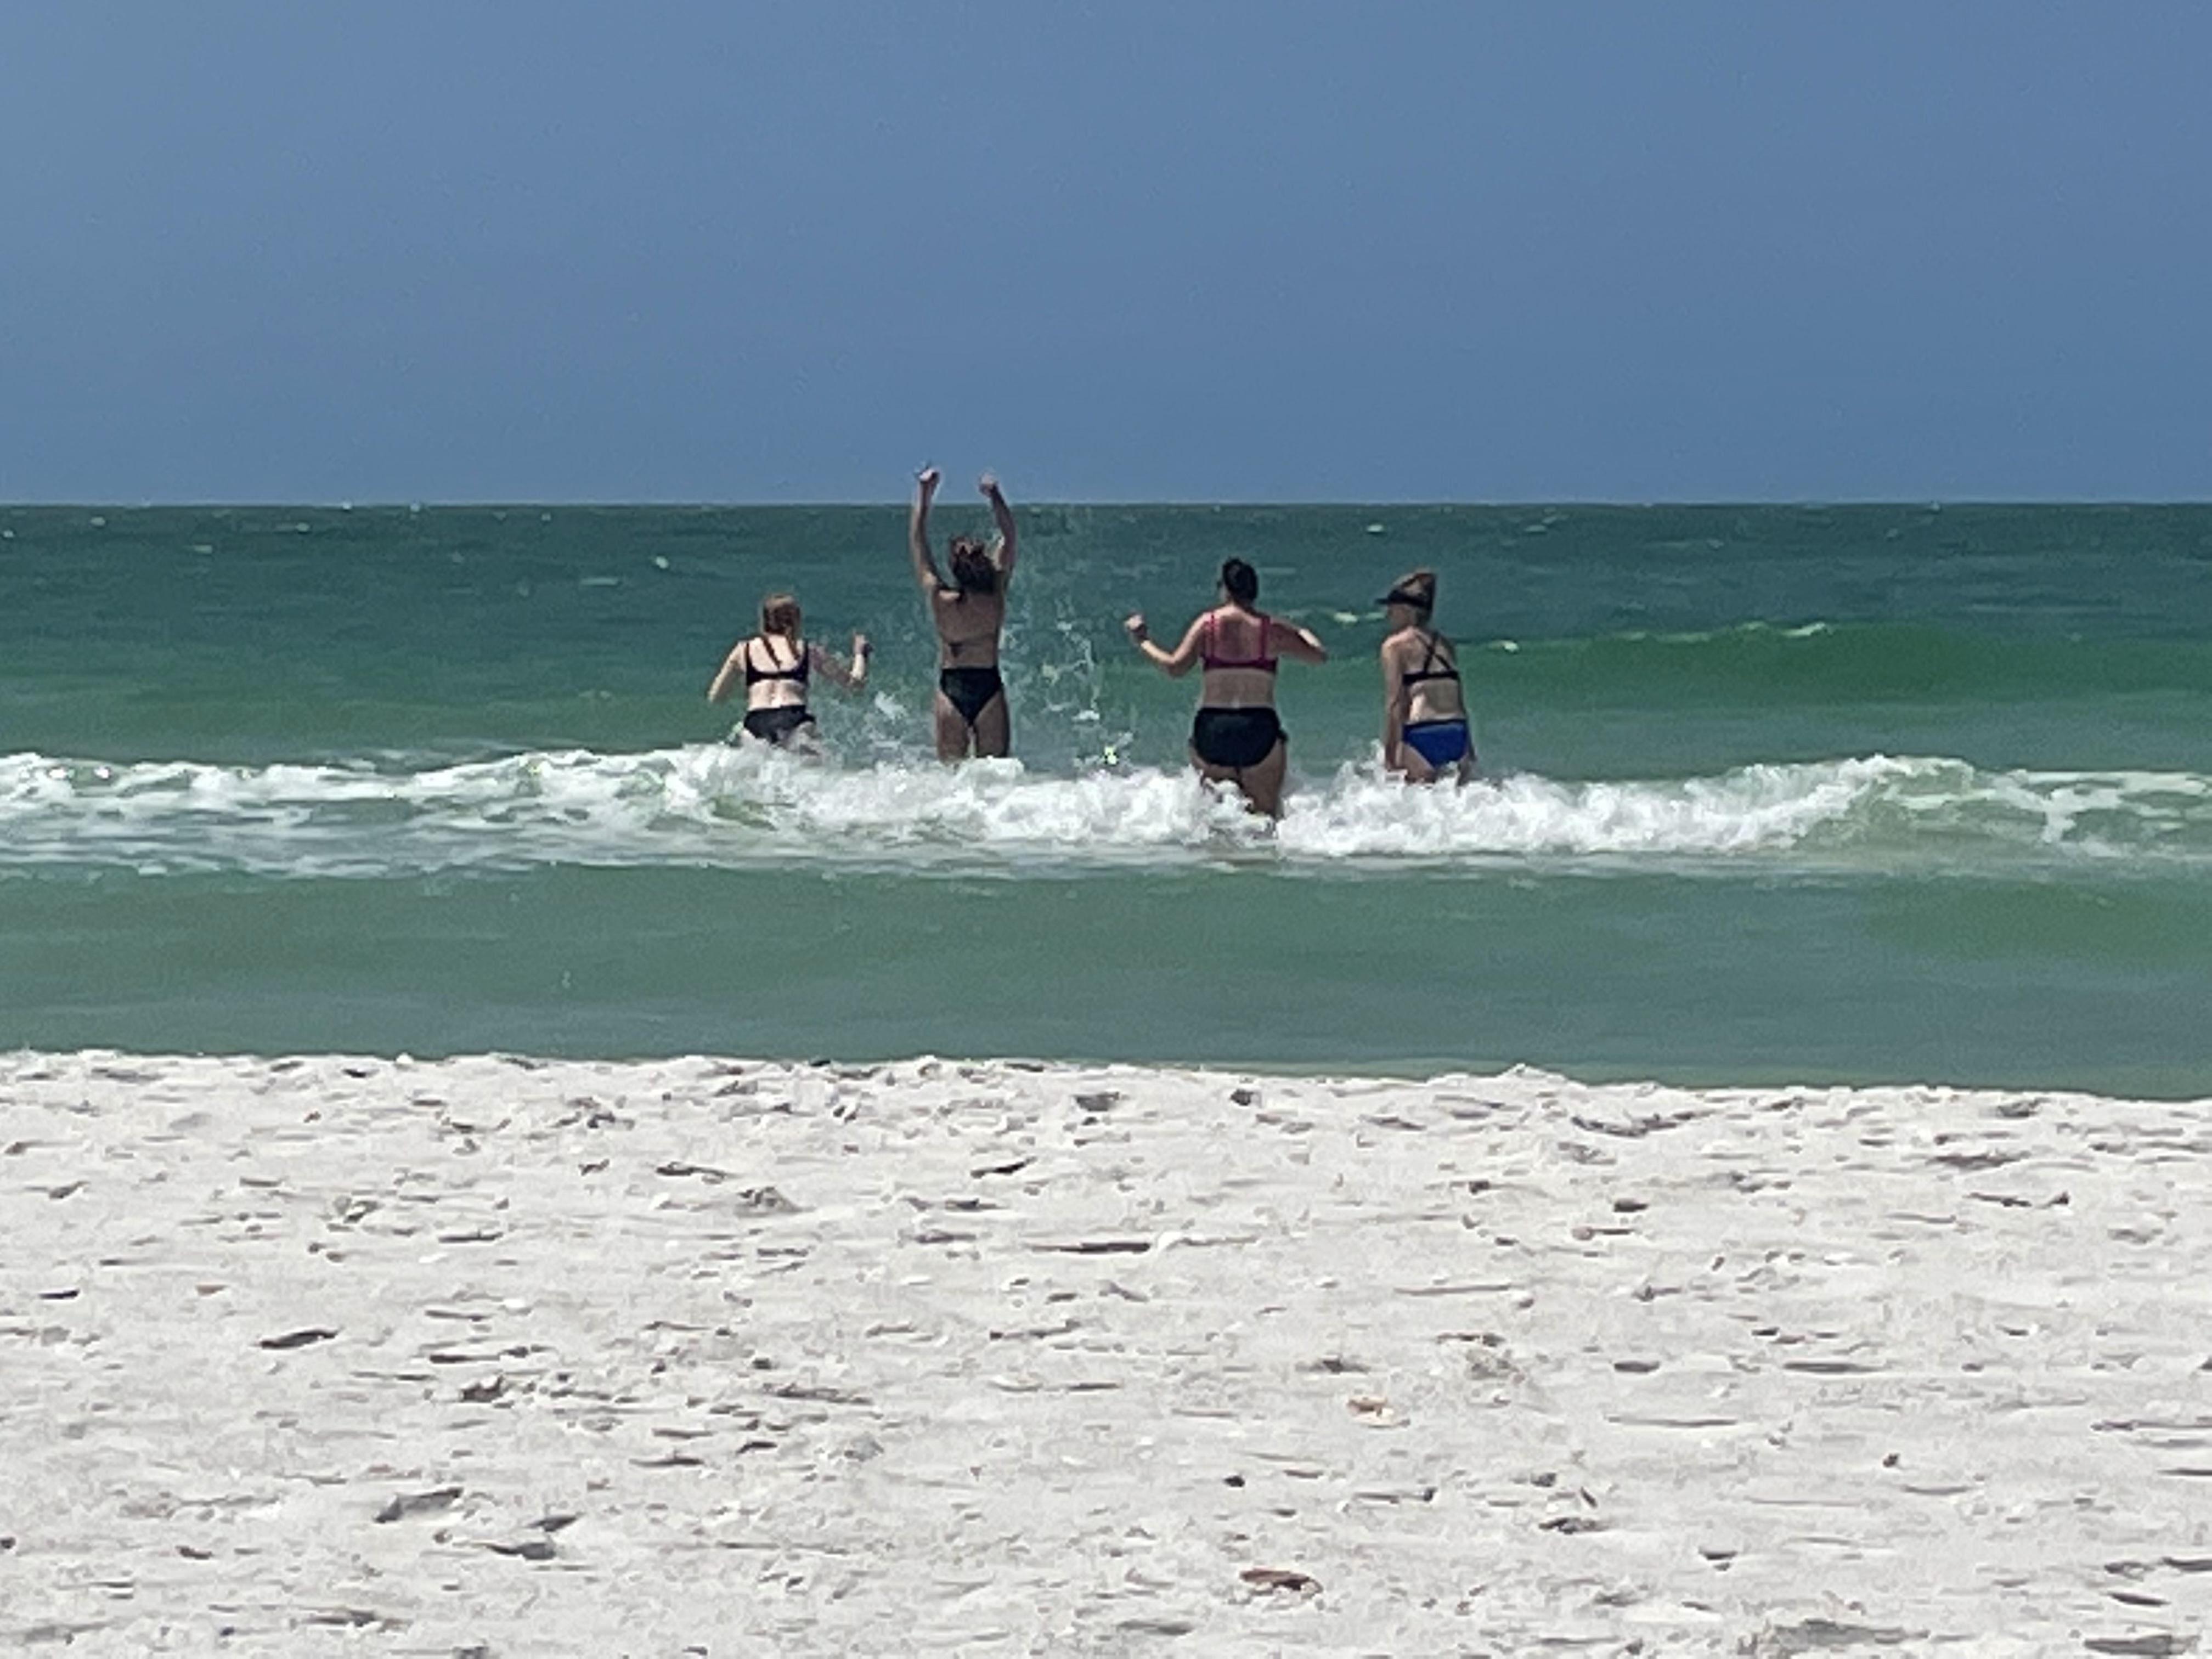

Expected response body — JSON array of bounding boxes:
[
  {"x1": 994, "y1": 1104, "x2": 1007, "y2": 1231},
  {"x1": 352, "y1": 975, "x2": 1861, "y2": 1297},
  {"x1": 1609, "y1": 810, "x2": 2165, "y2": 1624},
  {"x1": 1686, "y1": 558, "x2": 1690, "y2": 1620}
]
[{"x1": 4, "y1": 3, "x2": 2207, "y2": 501}]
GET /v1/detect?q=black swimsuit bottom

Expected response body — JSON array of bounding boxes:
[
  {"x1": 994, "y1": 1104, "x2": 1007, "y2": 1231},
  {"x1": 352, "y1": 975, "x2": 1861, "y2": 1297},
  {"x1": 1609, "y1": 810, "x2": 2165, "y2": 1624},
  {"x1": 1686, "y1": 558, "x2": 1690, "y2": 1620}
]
[
  {"x1": 741, "y1": 705, "x2": 815, "y2": 746},
  {"x1": 1189, "y1": 706, "x2": 1284, "y2": 770},
  {"x1": 939, "y1": 665, "x2": 1005, "y2": 727}
]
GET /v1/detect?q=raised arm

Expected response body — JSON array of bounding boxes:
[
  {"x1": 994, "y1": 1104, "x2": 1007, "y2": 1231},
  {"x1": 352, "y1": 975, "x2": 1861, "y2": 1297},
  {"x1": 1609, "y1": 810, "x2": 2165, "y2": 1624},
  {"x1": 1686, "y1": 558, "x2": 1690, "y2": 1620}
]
[
  {"x1": 980, "y1": 472, "x2": 1017, "y2": 579},
  {"x1": 1268, "y1": 615, "x2": 1329, "y2": 664},
  {"x1": 812, "y1": 633, "x2": 872, "y2": 692},
  {"x1": 909, "y1": 467, "x2": 947, "y2": 592},
  {"x1": 1124, "y1": 612, "x2": 1206, "y2": 678}
]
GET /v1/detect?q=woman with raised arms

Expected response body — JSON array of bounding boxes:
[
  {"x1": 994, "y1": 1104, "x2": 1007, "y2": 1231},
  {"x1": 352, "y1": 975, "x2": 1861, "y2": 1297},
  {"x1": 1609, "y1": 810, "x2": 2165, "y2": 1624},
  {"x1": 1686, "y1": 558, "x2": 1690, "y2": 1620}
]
[
  {"x1": 909, "y1": 466, "x2": 1018, "y2": 760},
  {"x1": 707, "y1": 591, "x2": 869, "y2": 751},
  {"x1": 1123, "y1": 556, "x2": 1327, "y2": 819}
]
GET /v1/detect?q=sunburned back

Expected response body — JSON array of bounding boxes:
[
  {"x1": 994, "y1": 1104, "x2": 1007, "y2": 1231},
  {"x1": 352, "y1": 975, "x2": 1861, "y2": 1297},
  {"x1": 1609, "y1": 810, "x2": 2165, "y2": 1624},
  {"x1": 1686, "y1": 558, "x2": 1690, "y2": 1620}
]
[{"x1": 931, "y1": 587, "x2": 1005, "y2": 667}]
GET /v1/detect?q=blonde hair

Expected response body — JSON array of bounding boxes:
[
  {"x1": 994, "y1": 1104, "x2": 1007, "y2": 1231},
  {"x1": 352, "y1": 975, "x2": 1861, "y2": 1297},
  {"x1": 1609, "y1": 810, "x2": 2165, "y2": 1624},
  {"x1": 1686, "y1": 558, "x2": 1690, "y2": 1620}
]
[
  {"x1": 1384, "y1": 568, "x2": 1436, "y2": 623},
  {"x1": 759, "y1": 591, "x2": 802, "y2": 639}
]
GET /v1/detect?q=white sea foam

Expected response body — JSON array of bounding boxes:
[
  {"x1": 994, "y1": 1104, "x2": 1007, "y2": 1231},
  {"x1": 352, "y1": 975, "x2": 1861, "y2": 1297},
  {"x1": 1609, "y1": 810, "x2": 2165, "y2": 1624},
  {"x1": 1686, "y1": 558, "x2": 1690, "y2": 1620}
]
[{"x1": 2, "y1": 747, "x2": 2207, "y2": 879}]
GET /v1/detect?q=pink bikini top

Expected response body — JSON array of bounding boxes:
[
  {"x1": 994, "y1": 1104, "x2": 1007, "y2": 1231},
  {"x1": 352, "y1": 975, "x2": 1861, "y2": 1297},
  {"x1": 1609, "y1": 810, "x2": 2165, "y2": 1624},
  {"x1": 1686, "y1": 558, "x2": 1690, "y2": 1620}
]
[{"x1": 1199, "y1": 608, "x2": 1277, "y2": 673}]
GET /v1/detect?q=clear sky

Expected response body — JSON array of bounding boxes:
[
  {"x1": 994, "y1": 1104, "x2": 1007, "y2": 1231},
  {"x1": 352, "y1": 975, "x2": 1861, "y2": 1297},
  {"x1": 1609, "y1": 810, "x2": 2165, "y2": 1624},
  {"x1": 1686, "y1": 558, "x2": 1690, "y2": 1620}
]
[{"x1": 4, "y1": 2, "x2": 2207, "y2": 502}]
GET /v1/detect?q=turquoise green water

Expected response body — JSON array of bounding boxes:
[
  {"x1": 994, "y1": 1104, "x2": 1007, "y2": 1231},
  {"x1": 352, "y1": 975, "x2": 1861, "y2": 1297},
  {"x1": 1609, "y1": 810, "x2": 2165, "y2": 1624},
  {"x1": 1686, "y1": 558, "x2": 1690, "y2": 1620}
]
[{"x1": 4, "y1": 503, "x2": 2209, "y2": 1093}]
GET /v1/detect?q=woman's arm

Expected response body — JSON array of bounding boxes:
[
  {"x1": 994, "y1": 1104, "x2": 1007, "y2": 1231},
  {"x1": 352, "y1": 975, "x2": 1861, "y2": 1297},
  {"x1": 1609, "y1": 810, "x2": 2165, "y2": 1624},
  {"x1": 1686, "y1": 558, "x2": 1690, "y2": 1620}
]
[
  {"x1": 1379, "y1": 636, "x2": 1408, "y2": 766},
  {"x1": 1269, "y1": 616, "x2": 1329, "y2": 664},
  {"x1": 1124, "y1": 612, "x2": 1205, "y2": 677},
  {"x1": 909, "y1": 467, "x2": 947, "y2": 592},
  {"x1": 707, "y1": 642, "x2": 748, "y2": 704},
  {"x1": 812, "y1": 634, "x2": 871, "y2": 692},
  {"x1": 981, "y1": 473, "x2": 1017, "y2": 580}
]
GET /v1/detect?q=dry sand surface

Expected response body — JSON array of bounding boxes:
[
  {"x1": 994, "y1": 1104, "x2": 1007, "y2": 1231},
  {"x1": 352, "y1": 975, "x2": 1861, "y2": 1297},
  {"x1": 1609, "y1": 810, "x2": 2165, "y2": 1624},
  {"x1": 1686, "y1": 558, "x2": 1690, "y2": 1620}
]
[{"x1": 4, "y1": 1050, "x2": 2211, "y2": 1656}]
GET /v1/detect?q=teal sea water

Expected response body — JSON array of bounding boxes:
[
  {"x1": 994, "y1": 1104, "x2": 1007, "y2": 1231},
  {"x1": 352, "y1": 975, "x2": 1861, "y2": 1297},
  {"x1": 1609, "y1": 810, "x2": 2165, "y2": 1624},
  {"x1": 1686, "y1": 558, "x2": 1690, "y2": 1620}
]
[{"x1": 4, "y1": 502, "x2": 2209, "y2": 1095}]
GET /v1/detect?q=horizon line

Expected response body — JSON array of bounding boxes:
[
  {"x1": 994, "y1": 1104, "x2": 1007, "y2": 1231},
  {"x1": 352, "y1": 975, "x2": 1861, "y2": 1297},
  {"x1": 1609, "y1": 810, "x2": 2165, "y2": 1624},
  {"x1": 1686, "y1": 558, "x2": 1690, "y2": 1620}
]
[{"x1": 5, "y1": 496, "x2": 2210, "y2": 512}]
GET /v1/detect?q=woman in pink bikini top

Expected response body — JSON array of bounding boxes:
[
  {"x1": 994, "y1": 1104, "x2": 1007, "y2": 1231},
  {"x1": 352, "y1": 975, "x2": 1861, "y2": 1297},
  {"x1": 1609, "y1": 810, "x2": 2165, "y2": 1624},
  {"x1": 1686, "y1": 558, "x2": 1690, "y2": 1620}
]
[{"x1": 1123, "y1": 556, "x2": 1327, "y2": 819}]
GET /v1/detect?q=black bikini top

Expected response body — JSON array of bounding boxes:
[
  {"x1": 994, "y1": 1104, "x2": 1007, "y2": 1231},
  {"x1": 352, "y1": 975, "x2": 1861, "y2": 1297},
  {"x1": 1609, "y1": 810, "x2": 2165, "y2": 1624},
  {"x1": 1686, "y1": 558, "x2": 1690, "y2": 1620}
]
[
  {"x1": 1400, "y1": 630, "x2": 1459, "y2": 687},
  {"x1": 743, "y1": 637, "x2": 809, "y2": 686}
]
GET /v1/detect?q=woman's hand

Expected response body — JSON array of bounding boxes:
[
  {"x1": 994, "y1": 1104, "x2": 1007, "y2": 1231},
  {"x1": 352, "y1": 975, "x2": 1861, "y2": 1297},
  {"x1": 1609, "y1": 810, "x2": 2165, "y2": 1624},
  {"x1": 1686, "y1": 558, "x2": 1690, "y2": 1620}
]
[{"x1": 1122, "y1": 612, "x2": 1149, "y2": 646}]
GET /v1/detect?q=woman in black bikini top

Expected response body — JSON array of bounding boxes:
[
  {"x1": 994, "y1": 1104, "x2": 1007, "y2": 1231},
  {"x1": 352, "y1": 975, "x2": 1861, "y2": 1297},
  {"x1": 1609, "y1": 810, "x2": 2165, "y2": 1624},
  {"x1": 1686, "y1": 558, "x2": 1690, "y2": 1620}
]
[
  {"x1": 1123, "y1": 556, "x2": 1327, "y2": 819},
  {"x1": 1378, "y1": 567, "x2": 1475, "y2": 783},
  {"x1": 707, "y1": 590, "x2": 870, "y2": 749}
]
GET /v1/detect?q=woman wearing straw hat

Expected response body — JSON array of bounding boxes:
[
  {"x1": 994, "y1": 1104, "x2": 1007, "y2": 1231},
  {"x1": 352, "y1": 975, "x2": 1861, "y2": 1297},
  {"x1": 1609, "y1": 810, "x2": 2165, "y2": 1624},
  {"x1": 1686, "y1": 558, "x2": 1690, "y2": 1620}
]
[{"x1": 1378, "y1": 568, "x2": 1475, "y2": 783}]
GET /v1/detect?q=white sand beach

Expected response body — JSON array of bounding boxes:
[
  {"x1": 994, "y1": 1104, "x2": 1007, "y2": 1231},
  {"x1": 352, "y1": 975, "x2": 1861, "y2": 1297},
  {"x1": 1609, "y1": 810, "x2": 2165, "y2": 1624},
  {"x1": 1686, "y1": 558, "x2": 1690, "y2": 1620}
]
[{"x1": 5, "y1": 1050, "x2": 2210, "y2": 1655}]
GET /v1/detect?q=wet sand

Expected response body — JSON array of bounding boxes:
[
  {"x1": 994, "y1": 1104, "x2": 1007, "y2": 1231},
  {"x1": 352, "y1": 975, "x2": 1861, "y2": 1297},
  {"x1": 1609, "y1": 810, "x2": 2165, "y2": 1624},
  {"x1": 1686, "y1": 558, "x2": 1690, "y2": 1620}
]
[{"x1": 5, "y1": 1050, "x2": 2210, "y2": 1655}]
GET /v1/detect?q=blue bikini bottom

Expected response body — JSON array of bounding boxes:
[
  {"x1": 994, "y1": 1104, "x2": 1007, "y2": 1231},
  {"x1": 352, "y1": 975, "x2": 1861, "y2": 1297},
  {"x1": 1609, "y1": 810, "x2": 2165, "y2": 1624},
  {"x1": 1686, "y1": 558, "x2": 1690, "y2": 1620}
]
[{"x1": 1401, "y1": 718, "x2": 1471, "y2": 770}]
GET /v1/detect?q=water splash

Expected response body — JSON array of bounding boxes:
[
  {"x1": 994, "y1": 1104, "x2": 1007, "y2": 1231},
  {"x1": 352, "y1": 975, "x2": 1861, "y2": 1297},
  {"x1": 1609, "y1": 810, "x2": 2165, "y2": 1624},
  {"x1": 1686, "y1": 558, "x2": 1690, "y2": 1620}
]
[{"x1": 4, "y1": 748, "x2": 2209, "y2": 880}]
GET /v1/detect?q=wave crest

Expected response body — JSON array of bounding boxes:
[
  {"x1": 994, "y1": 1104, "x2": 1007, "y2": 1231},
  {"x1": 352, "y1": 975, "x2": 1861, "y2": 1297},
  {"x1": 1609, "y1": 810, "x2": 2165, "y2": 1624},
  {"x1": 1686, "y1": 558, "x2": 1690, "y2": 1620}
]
[{"x1": 2, "y1": 747, "x2": 2207, "y2": 878}]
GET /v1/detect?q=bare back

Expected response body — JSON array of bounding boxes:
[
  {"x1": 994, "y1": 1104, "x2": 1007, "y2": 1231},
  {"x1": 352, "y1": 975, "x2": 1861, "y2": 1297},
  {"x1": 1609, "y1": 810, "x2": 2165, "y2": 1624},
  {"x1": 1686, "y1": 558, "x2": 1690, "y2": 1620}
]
[
  {"x1": 743, "y1": 634, "x2": 811, "y2": 712},
  {"x1": 1195, "y1": 605, "x2": 1280, "y2": 710},
  {"x1": 1383, "y1": 625, "x2": 1466, "y2": 724},
  {"x1": 929, "y1": 586, "x2": 1006, "y2": 668}
]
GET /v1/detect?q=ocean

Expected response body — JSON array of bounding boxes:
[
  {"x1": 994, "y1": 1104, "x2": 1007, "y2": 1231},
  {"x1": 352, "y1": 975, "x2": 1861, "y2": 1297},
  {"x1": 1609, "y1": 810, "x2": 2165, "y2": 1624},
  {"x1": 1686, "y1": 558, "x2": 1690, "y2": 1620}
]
[{"x1": 3, "y1": 501, "x2": 2208, "y2": 1094}]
